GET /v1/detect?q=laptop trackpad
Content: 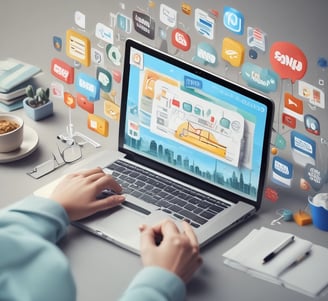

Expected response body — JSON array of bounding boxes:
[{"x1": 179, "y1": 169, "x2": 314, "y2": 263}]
[{"x1": 76, "y1": 205, "x2": 170, "y2": 252}]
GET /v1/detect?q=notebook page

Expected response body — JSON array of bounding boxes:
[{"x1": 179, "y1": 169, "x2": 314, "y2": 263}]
[{"x1": 223, "y1": 227, "x2": 312, "y2": 278}]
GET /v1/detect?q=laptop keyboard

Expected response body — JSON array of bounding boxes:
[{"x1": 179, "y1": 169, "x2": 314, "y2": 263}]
[{"x1": 104, "y1": 160, "x2": 231, "y2": 228}]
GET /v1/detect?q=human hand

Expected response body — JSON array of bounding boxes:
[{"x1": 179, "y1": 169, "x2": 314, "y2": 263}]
[
  {"x1": 50, "y1": 167, "x2": 125, "y2": 221},
  {"x1": 139, "y1": 219, "x2": 202, "y2": 283}
]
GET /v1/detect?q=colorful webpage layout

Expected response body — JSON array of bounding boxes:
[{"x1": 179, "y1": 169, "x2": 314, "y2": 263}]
[{"x1": 124, "y1": 47, "x2": 269, "y2": 201}]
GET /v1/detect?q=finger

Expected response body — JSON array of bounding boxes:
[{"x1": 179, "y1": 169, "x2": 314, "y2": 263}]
[
  {"x1": 94, "y1": 174, "x2": 122, "y2": 193},
  {"x1": 182, "y1": 221, "x2": 199, "y2": 247},
  {"x1": 73, "y1": 167, "x2": 104, "y2": 178},
  {"x1": 90, "y1": 194, "x2": 125, "y2": 212},
  {"x1": 160, "y1": 219, "x2": 180, "y2": 236},
  {"x1": 139, "y1": 224, "x2": 157, "y2": 249}
]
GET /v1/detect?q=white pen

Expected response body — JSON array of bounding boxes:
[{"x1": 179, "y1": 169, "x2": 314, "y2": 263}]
[{"x1": 262, "y1": 235, "x2": 295, "y2": 264}]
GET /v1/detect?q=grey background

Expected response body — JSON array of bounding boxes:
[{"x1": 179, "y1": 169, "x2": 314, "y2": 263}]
[{"x1": 1, "y1": 1, "x2": 328, "y2": 301}]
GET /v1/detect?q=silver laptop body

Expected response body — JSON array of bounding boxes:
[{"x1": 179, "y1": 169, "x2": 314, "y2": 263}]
[{"x1": 38, "y1": 39, "x2": 274, "y2": 254}]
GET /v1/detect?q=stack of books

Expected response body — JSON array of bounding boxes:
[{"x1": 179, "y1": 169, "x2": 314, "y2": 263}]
[{"x1": 0, "y1": 58, "x2": 41, "y2": 112}]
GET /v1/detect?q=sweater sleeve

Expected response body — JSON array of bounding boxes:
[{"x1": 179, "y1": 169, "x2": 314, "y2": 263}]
[
  {"x1": 119, "y1": 266, "x2": 186, "y2": 301},
  {"x1": 0, "y1": 195, "x2": 70, "y2": 242},
  {"x1": 0, "y1": 195, "x2": 76, "y2": 301}
]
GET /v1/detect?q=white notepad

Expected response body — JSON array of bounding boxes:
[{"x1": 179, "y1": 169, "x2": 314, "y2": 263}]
[
  {"x1": 280, "y1": 244, "x2": 328, "y2": 298},
  {"x1": 223, "y1": 227, "x2": 328, "y2": 297}
]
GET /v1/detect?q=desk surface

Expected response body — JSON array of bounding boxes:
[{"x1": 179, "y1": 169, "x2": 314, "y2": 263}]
[{"x1": 1, "y1": 1, "x2": 327, "y2": 301}]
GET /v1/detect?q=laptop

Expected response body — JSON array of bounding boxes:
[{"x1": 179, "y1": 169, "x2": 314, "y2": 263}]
[{"x1": 35, "y1": 39, "x2": 274, "y2": 254}]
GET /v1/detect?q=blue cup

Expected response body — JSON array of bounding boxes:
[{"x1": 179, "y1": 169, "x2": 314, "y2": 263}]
[{"x1": 309, "y1": 196, "x2": 328, "y2": 231}]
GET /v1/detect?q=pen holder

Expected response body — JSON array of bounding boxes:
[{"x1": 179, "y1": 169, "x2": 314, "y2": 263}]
[{"x1": 309, "y1": 196, "x2": 328, "y2": 231}]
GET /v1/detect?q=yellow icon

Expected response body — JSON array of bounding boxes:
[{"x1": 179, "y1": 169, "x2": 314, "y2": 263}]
[
  {"x1": 66, "y1": 29, "x2": 91, "y2": 67},
  {"x1": 181, "y1": 3, "x2": 192, "y2": 15},
  {"x1": 148, "y1": 0, "x2": 155, "y2": 8},
  {"x1": 102, "y1": 90, "x2": 120, "y2": 122},
  {"x1": 104, "y1": 101, "x2": 120, "y2": 121},
  {"x1": 221, "y1": 37, "x2": 244, "y2": 67},
  {"x1": 87, "y1": 114, "x2": 109, "y2": 137}
]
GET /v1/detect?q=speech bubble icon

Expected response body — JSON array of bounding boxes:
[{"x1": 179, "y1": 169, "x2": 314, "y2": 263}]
[
  {"x1": 97, "y1": 67, "x2": 112, "y2": 93},
  {"x1": 304, "y1": 164, "x2": 327, "y2": 191},
  {"x1": 270, "y1": 41, "x2": 307, "y2": 83}
]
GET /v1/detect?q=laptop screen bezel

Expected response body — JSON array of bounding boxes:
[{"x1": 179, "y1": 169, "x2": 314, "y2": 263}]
[{"x1": 119, "y1": 39, "x2": 274, "y2": 211}]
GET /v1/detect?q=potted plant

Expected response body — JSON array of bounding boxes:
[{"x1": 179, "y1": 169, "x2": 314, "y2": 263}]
[{"x1": 23, "y1": 84, "x2": 53, "y2": 121}]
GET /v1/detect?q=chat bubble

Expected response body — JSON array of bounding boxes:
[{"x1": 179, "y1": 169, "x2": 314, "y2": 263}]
[
  {"x1": 75, "y1": 73, "x2": 100, "y2": 101},
  {"x1": 270, "y1": 41, "x2": 307, "y2": 83},
  {"x1": 291, "y1": 131, "x2": 316, "y2": 160},
  {"x1": 272, "y1": 156, "x2": 293, "y2": 188},
  {"x1": 97, "y1": 67, "x2": 112, "y2": 93},
  {"x1": 193, "y1": 42, "x2": 218, "y2": 66},
  {"x1": 133, "y1": 11, "x2": 155, "y2": 40},
  {"x1": 241, "y1": 62, "x2": 278, "y2": 93},
  {"x1": 304, "y1": 164, "x2": 327, "y2": 191}
]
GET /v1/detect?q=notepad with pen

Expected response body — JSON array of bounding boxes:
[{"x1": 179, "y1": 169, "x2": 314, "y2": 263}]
[{"x1": 223, "y1": 227, "x2": 328, "y2": 298}]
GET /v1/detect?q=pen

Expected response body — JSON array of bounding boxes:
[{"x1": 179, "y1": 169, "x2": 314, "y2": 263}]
[{"x1": 262, "y1": 235, "x2": 295, "y2": 264}]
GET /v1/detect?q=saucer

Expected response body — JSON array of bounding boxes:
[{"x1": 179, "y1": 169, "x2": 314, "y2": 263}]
[{"x1": 0, "y1": 125, "x2": 39, "y2": 163}]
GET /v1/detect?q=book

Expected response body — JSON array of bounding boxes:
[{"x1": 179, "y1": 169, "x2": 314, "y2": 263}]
[
  {"x1": 0, "y1": 58, "x2": 41, "y2": 93},
  {"x1": 223, "y1": 227, "x2": 328, "y2": 298},
  {"x1": 0, "y1": 95, "x2": 25, "y2": 112}
]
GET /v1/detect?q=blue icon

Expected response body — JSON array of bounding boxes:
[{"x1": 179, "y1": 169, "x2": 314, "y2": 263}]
[
  {"x1": 275, "y1": 134, "x2": 286, "y2": 150},
  {"x1": 249, "y1": 49, "x2": 258, "y2": 59},
  {"x1": 97, "y1": 67, "x2": 112, "y2": 93},
  {"x1": 193, "y1": 42, "x2": 218, "y2": 66},
  {"x1": 241, "y1": 62, "x2": 278, "y2": 93},
  {"x1": 53, "y1": 36, "x2": 62, "y2": 51},
  {"x1": 291, "y1": 131, "x2": 316, "y2": 160},
  {"x1": 272, "y1": 156, "x2": 293, "y2": 187},
  {"x1": 304, "y1": 114, "x2": 320, "y2": 135},
  {"x1": 117, "y1": 13, "x2": 132, "y2": 33},
  {"x1": 75, "y1": 73, "x2": 100, "y2": 101},
  {"x1": 223, "y1": 7, "x2": 244, "y2": 35},
  {"x1": 194, "y1": 8, "x2": 215, "y2": 40}
]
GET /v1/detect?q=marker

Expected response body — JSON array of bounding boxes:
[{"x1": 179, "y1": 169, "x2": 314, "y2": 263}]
[{"x1": 262, "y1": 235, "x2": 295, "y2": 264}]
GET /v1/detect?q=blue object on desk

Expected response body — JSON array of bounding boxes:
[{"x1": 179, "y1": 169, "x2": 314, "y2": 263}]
[{"x1": 309, "y1": 196, "x2": 328, "y2": 231}]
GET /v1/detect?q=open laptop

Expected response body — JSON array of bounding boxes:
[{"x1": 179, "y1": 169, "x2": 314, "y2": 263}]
[{"x1": 35, "y1": 39, "x2": 274, "y2": 254}]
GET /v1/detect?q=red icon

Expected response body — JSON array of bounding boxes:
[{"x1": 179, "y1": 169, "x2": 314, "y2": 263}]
[
  {"x1": 264, "y1": 187, "x2": 279, "y2": 202},
  {"x1": 171, "y1": 28, "x2": 191, "y2": 51},
  {"x1": 282, "y1": 113, "x2": 296, "y2": 128},
  {"x1": 284, "y1": 92, "x2": 303, "y2": 115}
]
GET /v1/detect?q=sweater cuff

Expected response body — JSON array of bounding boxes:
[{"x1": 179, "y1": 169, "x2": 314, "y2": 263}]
[{"x1": 126, "y1": 266, "x2": 186, "y2": 301}]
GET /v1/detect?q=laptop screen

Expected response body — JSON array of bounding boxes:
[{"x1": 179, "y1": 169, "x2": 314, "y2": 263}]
[{"x1": 119, "y1": 39, "x2": 274, "y2": 208}]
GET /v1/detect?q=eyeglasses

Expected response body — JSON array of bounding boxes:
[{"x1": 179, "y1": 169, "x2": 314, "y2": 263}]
[
  {"x1": 27, "y1": 141, "x2": 82, "y2": 179},
  {"x1": 57, "y1": 141, "x2": 82, "y2": 163}
]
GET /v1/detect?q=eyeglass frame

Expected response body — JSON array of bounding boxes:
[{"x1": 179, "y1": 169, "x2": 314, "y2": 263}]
[{"x1": 27, "y1": 140, "x2": 83, "y2": 179}]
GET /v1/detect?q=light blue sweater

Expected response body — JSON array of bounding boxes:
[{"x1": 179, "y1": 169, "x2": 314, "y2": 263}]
[{"x1": 0, "y1": 196, "x2": 186, "y2": 301}]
